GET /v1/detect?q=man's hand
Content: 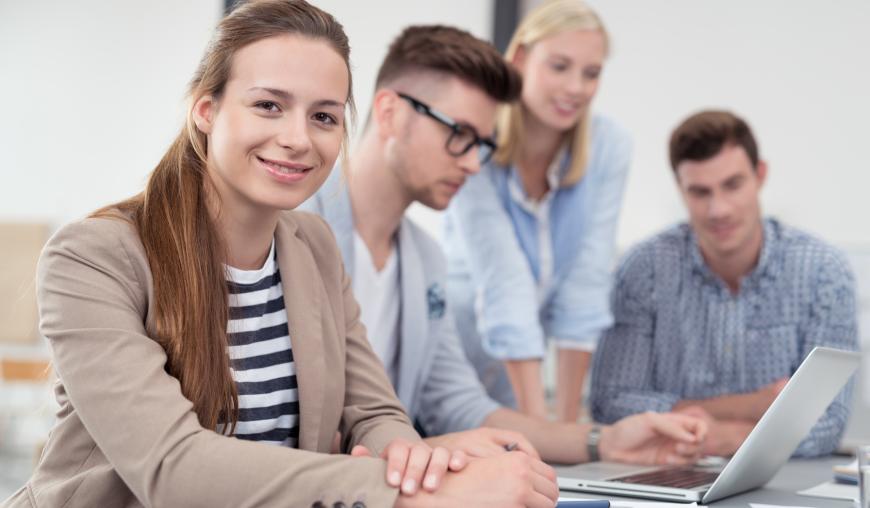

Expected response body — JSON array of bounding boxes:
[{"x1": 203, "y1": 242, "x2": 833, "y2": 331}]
[
  {"x1": 598, "y1": 412, "x2": 708, "y2": 465},
  {"x1": 395, "y1": 452, "x2": 558, "y2": 508},
  {"x1": 425, "y1": 427, "x2": 541, "y2": 460},
  {"x1": 743, "y1": 377, "x2": 789, "y2": 421},
  {"x1": 675, "y1": 406, "x2": 754, "y2": 457},
  {"x1": 350, "y1": 438, "x2": 466, "y2": 494}
]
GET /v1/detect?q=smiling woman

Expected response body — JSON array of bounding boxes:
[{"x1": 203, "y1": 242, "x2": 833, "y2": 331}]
[
  {"x1": 444, "y1": 0, "x2": 632, "y2": 424},
  {"x1": 0, "y1": 2, "x2": 462, "y2": 508}
]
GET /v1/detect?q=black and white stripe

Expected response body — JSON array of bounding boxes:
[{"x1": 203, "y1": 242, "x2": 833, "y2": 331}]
[{"x1": 223, "y1": 243, "x2": 299, "y2": 447}]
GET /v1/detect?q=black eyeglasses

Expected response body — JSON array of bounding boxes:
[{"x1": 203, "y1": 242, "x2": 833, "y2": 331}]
[{"x1": 397, "y1": 92, "x2": 497, "y2": 164}]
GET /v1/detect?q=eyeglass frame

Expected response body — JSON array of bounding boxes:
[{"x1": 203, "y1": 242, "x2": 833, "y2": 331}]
[{"x1": 395, "y1": 92, "x2": 498, "y2": 164}]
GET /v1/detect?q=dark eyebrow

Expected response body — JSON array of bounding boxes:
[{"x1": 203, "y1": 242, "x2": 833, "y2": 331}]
[
  {"x1": 247, "y1": 87, "x2": 345, "y2": 109},
  {"x1": 723, "y1": 174, "x2": 745, "y2": 186},
  {"x1": 687, "y1": 184, "x2": 711, "y2": 194}
]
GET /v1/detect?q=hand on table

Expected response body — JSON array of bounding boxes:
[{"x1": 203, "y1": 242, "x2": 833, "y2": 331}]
[
  {"x1": 675, "y1": 406, "x2": 754, "y2": 457},
  {"x1": 394, "y1": 451, "x2": 558, "y2": 508},
  {"x1": 599, "y1": 411, "x2": 708, "y2": 465},
  {"x1": 424, "y1": 427, "x2": 540, "y2": 459},
  {"x1": 350, "y1": 438, "x2": 466, "y2": 495}
]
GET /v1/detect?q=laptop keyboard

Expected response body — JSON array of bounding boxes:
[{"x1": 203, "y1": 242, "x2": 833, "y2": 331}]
[{"x1": 611, "y1": 467, "x2": 720, "y2": 489}]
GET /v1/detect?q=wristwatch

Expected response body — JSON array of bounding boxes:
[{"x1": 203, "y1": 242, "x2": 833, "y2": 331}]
[{"x1": 587, "y1": 424, "x2": 602, "y2": 462}]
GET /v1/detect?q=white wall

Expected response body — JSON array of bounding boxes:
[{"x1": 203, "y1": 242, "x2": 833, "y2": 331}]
[
  {"x1": 0, "y1": 0, "x2": 222, "y2": 224},
  {"x1": 0, "y1": 0, "x2": 493, "y2": 229},
  {"x1": 584, "y1": 0, "x2": 870, "y2": 250},
  {"x1": 1, "y1": 0, "x2": 868, "y2": 249}
]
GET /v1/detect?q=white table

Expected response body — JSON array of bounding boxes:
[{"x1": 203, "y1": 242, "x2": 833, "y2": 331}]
[{"x1": 556, "y1": 456, "x2": 856, "y2": 506}]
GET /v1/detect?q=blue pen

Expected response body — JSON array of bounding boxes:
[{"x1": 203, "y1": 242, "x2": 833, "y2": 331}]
[{"x1": 556, "y1": 500, "x2": 610, "y2": 508}]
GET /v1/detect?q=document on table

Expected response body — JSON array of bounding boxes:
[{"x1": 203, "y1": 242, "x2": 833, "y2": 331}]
[
  {"x1": 557, "y1": 499, "x2": 701, "y2": 508},
  {"x1": 796, "y1": 480, "x2": 859, "y2": 502},
  {"x1": 749, "y1": 504, "x2": 817, "y2": 508},
  {"x1": 749, "y1": 503, "x2": 813, "y2": 508}
]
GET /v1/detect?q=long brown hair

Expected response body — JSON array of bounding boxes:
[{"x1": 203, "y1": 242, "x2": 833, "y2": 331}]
[{"x1": 93, "y1": 0, "x2": 353, "y2": 433}]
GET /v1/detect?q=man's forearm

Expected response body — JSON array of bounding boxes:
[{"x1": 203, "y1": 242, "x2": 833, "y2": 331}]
[
  {"x1": 504, "y1": 359, "x2": 548, "y2": 418},
  {"x1": 673, "y1": 392, "x2": 761, "y2": 422},
  {"x1": 704, "y1": 419, "x2": 754, "y2": 456},
  {"x1": 483, "y1": 408, "x2": 590, "y2": 464}
]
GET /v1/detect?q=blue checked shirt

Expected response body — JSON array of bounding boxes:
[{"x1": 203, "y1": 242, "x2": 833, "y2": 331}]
[{"x1": 589, "y1": 218, "x2": 858, "y2": 457}]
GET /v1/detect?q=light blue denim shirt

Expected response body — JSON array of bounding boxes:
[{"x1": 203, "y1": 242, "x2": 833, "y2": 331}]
[{"x1": 443, "y1": 114, "x2": 631, "y2": 393}]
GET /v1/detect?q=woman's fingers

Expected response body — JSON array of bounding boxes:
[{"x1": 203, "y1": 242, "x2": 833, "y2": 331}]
[
  {"x1": 400, "y1": 442, "x2": 433, "y2": 495},
  {"x1": 421, "y1": 446, "x2": 451, "y2": 491},
  {"x1": 384, "y1": 441, "x2": 410, "y2": 488}
]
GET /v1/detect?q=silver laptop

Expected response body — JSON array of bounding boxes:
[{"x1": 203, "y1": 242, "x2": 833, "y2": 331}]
[{"x1": 558, "y1": 347, "x2": 861, "y2": 504}]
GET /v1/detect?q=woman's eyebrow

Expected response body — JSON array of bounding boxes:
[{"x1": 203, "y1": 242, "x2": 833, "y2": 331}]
[{"x1": 247, "y1": 86, "x2": 343, "y2": 108}]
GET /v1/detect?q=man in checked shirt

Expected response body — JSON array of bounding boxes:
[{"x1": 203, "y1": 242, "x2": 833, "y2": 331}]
[{"x1": 589, "y1": 110, "x2": 858, "y2": 458}]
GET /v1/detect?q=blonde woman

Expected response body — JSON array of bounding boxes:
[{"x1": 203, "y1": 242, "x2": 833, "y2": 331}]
[{"x1": 444, "y1": 0, "x2": 630, "y2": 423}]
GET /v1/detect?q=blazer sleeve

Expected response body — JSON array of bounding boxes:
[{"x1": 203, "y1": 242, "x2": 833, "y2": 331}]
[{"x1": 37, "y1": 218, "x2": 403, "y2": 508}]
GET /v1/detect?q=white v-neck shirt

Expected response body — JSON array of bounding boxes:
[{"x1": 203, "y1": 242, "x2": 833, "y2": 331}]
[{"x1": 352, "y1": 232, "x2": 400, "y2": 385}]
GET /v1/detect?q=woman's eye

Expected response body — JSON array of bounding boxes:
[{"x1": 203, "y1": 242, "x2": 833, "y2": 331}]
[
  {"x1": 313, "y1": 112, "x2": 338, "y2": 125},
  {"x1": 550, "y1": 63, "x2": 568, "y2": 72},
  {"x1": 255, "y1": 101, "x2": 280, "y2": 113}
]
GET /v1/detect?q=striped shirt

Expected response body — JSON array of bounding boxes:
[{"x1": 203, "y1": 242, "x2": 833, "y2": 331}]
[{"x1": 223, "y1": 240, "x2": 299, "y2": 447}]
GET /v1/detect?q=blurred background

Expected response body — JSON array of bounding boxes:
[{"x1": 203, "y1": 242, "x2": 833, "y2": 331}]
[{"x1": 1, "y1": 0, "x2": 868, "y2": 498}]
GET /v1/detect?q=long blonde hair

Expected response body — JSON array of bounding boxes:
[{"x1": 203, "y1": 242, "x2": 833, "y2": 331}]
[{"x1": 494, "y1": 0, "x2": 608, "y2": 186}]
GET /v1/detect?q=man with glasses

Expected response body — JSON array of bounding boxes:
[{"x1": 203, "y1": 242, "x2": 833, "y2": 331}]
[{"x1": 301, "y1": 25, "x2": 706, "y2": 466}]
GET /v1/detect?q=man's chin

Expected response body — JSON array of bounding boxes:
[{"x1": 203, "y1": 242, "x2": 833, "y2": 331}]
[{"x1": 416, "y1": 194, "x2": 451, "y2": 211}]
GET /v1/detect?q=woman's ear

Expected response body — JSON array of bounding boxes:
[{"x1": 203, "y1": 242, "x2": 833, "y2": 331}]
[{"x1": 192, "y1": 94, "x2": 217, "y2": 134}]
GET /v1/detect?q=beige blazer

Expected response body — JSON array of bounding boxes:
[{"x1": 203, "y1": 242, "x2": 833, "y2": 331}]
[{"x1": 2, "y1": 211, "x2": 419, "y2": 508}]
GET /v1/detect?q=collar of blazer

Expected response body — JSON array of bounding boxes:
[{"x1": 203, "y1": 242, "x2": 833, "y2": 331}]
[{"x1": 274, "y1": 214, "x2": 327, "y2": 452}]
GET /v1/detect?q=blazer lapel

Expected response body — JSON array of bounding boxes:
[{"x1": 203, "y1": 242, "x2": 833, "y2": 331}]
[
  {"x1": 395, "y1": 219, "x2": 427, "y2": 413},
  {"x1": 275, "y1": 214, "x2": 326, "y2": 451}
]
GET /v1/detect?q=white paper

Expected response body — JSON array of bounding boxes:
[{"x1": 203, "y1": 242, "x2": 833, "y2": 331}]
[
  {"x1": 749, "y1": 504, "x2": 817, "y2": 508},
  {"x1": 556, "y1": 499, "x2": 699, "y2": 507},
  {"x1": 796, "y1": 480, "x2": 859, "y2": 502}
]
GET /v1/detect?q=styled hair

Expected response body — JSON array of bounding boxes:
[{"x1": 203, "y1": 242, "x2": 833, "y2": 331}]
[
  {"x1": 375, "y1": 25, "x2": 521, "y2": 103},
  {"x1": 495, "y1": 0, "x2": 609, "y2": 186},
  {"x1": 669, "y1": 110, "x2": 760, "y2": 172},
  {"x1": 93, "y1": 0, "x2": 352, "y2": 433}
]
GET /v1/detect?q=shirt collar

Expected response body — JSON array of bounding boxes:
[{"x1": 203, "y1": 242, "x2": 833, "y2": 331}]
[
  {"x1": 507, "y1": 143, "x2": 570, "y2": 211},
  {"x1": 688, "y1": 218, "x2": 779, "y2": 292}
]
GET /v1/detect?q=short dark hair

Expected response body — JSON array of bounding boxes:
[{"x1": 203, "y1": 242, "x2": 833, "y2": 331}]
[
  {"x1": 375, "y1": 25, "x2": 521, "y2": 102},
  {"x1": 669, "y1": 110, "x2": 760, "y2": 172}
]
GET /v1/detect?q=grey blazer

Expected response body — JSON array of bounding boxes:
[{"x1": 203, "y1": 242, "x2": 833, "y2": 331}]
[
  {"x1": 300, "y1": 169, "x2": 500, "y2": 436},
  {"x1": 2, "y1": 210, "x2": 418, "y2": 508}
]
